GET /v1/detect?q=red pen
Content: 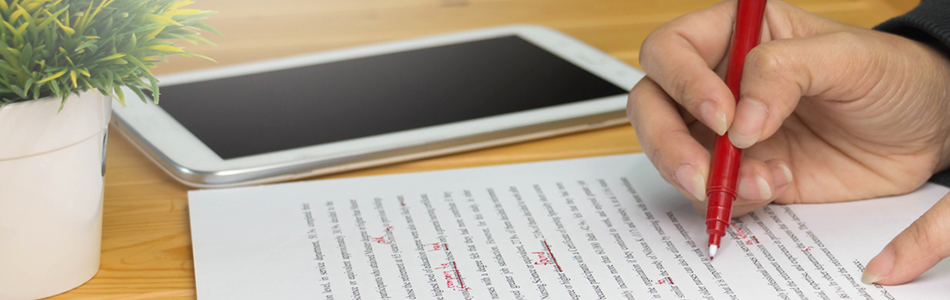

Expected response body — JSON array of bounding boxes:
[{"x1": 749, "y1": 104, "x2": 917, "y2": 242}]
[{"x1": 706, "y1": 0, "x2": 767, "y2": 260}]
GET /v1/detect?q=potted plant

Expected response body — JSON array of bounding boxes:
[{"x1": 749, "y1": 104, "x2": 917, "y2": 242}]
[{"x1": 0, "y1": 0, "x2": 216, "y2": 298}]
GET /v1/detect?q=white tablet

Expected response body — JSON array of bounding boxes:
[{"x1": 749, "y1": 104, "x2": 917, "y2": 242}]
[{"x1": 111, "y1": 25, "x2": 644, "y2": 188}]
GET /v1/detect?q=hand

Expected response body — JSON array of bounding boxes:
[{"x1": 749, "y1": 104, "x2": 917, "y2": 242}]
[{"x1": 626, "y1": 0, "x2": 950, "y2": 285}]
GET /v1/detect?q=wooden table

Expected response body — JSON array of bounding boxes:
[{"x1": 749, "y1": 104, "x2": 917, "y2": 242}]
[{"x1": 49, "y1": 0, "x2": 916, "y2": 298}]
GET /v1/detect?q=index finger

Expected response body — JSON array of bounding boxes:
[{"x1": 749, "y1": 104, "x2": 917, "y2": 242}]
[
  {"x1": 863, "y1": 192, "x2": 950, "y2": 285},
  {"x1": 638, "y1": 0, "x2": 741, "y2": 135}
]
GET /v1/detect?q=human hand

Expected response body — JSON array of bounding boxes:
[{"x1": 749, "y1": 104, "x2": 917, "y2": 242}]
[{"x1": 626, "y1": 0, "x2": 950, "y2": 285}]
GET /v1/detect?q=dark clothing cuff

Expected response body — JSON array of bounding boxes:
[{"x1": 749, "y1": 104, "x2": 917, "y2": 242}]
[{"x1": 874, "y1": 0, "x2": 950, "y2": 56}]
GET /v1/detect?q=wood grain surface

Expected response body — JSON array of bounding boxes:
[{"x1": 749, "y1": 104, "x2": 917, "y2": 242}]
[{"x1": 46, "y1": 0, "x2": 918, "y2": 298}]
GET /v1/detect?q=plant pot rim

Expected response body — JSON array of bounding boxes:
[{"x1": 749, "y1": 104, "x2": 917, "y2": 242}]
[{"x1": 0, "y1": 92, "x2": 111, "y2": 161}]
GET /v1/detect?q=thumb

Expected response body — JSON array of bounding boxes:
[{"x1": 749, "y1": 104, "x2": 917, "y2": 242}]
[
  {"x1": 731, "y1": 31, "x2": 879, "y2": 149},
  {"x1": 862, "y1": 191, "x2": 950, "y2": 285}
]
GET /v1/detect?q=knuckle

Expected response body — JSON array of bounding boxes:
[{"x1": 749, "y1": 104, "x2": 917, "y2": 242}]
[
  {"x1": 645, "y1": 143, "x2": 675, "y2": 183},
  {"x1": 639, "y1": 30, "x2": 673, "y2": 73},
  {"x1": 824, "y1": 31, "x2": 872, "y2": 61},
  {"x1": 639, "y1": 33, "x2": 658, "y2": 68},
  {"x1": 826, "y1": 31, "x2": 863, "y2": 46},
  {"x1": 667, "y1": 63, "x2": 697, "y2": 104},
  {"x1": 904, "y1": 219, "x2": 936, "y2": 253},
  {"x1": 746, "y1": 44, "x2": 788, "y2": 77},
  {"x1": 626, "y1": 96, "x2": 639, "y2": 125},
  {"x1": 780, "y1": 192, "x2": 806, "y2": 205},
  {"x1": 626, "y1": 81, "x2": 648, "y2": 124}
]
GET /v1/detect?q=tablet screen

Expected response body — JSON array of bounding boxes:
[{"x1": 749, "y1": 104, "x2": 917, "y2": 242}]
[{"x1": 158, "y1": 35, "x2": 627, "y2": 159}]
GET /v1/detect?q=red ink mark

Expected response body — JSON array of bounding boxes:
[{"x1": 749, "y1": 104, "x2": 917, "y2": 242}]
[
  {"x1": 543, "y1": 240, "x2": 563, "y2": 272},
  {"x1": 532, "y1": 252, "x2": 551, "y2": 265},
  {"x1": 385, "y1": 226, "x2": 394, "y2": 232},
  {"x1": 427, "y1": 243, "x2": 443, "y2": 252},
  {"x1": 443, "y1": 271, "x2": 457, "y2": 290},
  {"x1": 452, "y1": 261, "x2": 467, "y2": 290},
  {"x1": 656, "y1": 277, "x2": 674, "y2": 285},
  {"x1": 443, "y1": 243, "x2": 449, "y2": 251},
  {"x1": 436, "y1": 262, "x2": 468, "y2": 290},
  {"x1": 802, "y1": 246, "x2": 814, "y2": 252},
  {"x1": 731, "y1": 223, "x2": 748, "y2": 238},
  {"x1": 730, "y1": 223, "x2": 757, "y2": 246},
  {"x1": 372, "y1": 236, "x2": 391, "y2": 245}
]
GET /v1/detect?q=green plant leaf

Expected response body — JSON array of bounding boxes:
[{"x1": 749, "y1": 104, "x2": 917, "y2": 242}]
[
  {"x1": 0, "y1": 1, "x2": 10, "y2": 15},
  {"x1": 37, "y1": 6, "x2": 70, "y2": 29},
  {"x1": 129, "y1": 84, "x2": 147, "y2": 103},
  {"x1": 22, "y1": 77, "x2": 33, "y2": 95},
  {"x1": 74, "y1": 39, "x2": 97, "y2": 52},
  {"x1": 92, "y1": 52, "x2": 124, "y2": 63},
  {"x1": 181, "y1": 51, "x2": 214, "y2": 62},
  {"x1": 112, "y1": 84, "x2": 124, "y2": 102},
  {"x1": 190, "y1": 22, "x2": 221, "y2": 36},
  {"x1": 10, "y1": 85, "x2": 25, "y2": 98},
  {"x1": 20, "y1": 43, "x2": 33, "y2": 69},
  {"x1": 31, "y1": 80, "x2": 41, "y2": 99},
  {"x1": 145, "y1": 14, "x2": 182, "y2": 26},
  {"x1": 0, "y1": 0, "x2": 217, "y2": 103},
  {"x1": 36, "y1": 69, "x2": 65, "y2": 83},
  {"x1": 0, "y1": 60, "x2": 16, "y2": 73},
  {"x1": 140, "y1": 44, "x2": 182, "y2": 52},
  {"x1": 182, "y1": 34, "x2": 214, "y2": 46},
  {"x1": 52, "y1": 18, "x2": 73, "y2": 35}
]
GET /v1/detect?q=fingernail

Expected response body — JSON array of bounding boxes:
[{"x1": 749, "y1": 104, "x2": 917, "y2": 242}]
[
  {"x1": 863, "y1": 244, "x2": 895, "y2": 284},
  {"x1": 773, "y1": 164, "x2": 793, "y2": 188},
  {"x1": 700, "y1": 101, "x2": 728, "y2": 135},
  {"x1": 675, "y1": 165, "x2": 707, "y2": 201},
  {"x1": 738, "y1": 175, "x2": 771, "y2": 200},
  {"x1": 728, "y1": 98, "x2": 768, "y2": 148}
]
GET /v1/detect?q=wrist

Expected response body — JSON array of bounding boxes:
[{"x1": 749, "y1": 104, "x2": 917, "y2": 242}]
[
  {"x1": 931, "y1": 48, "x2": 950, "y2": 173},
  {"x1": 883, "y1": 32, "x2": 950, "y2": 175},
  {"x1": 873, "y1": 0, "x2": 950, "y2": 174}
]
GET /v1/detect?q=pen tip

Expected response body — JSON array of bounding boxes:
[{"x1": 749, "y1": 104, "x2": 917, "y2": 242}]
[{"x1": 709, "y1": 245, "x2": 718, "y2": 260}]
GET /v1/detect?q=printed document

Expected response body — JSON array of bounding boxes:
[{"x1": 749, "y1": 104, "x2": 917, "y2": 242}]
[{"x1": 189, "y1": 154, "x2": 950, "y2": 299}]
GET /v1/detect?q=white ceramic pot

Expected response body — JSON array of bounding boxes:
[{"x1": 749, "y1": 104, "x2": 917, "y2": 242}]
[{"x1": 0, "y1": 92, "x2": 111, "y2": 299}]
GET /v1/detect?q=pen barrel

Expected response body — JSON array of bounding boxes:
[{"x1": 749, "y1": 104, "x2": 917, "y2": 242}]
[
  {"x1": 706, "y1": 136, "x2": 740, "y2": 239},
  {"x1": 708, "y1": 232, "x2": 722, "y2": 248},
  {"x1": 725, "y1": 0, "x2": 767, "y2": 95},
  {"x1": 706, "y1": 188, "x2": 734, "y2": 240},
  {"x1": 705, "y1": 0, "x2": 766, "y2": 247},
  {"x1": 707, "y1": 130, "x2": 741, "y2": 240},
  {"x1": 707, "y1": 135, "x2": 743, "y2": 196},
  {"x1": 707, "y1": 0, "x2": 765, "y2": 196}
]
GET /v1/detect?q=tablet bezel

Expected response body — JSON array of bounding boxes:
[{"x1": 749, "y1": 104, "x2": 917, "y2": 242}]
[{"x1": 111, "y1": 25, "x2": 644, "y2": 187}]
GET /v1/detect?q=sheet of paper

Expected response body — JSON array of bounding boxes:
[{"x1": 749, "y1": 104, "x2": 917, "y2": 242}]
[{"x1": 189, "y1": 154, "x2": 950, "y2": 299}]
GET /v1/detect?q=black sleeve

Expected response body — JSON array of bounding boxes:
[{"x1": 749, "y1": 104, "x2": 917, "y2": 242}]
[
  {"x1": 875, "y1": 0, "x2": 950, "y2": 55},
  {"x1": 874, "y1": 0, "x2": 950, "y2": 187}
]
